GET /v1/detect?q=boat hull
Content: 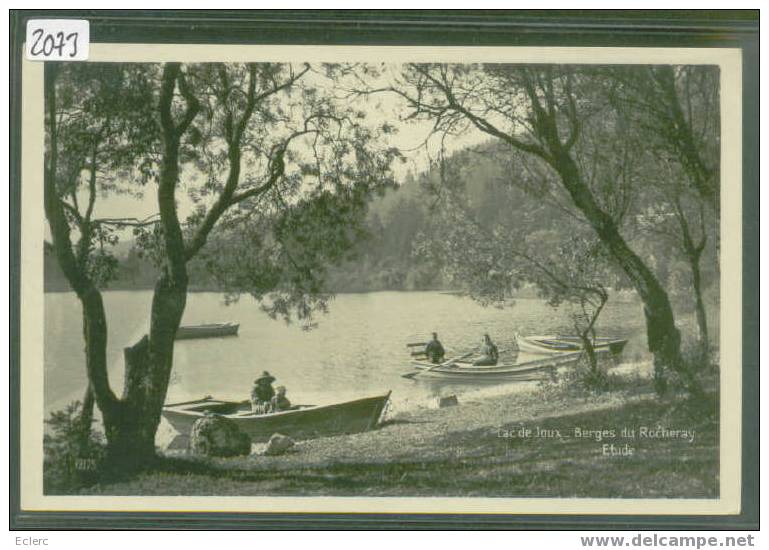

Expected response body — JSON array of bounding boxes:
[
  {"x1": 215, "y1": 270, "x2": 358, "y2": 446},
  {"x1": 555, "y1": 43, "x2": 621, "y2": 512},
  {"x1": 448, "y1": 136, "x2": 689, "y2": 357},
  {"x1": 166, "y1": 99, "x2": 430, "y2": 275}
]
[
  {"x1": 162, "y1": 392, "x2": 391, "y2": 443},
  {"x1": 175, "y1": 323, "x2": 239, "y2": 340},
  {"x1": 516, "y1": 335, "x2": 627, "y2": 356},
  {"x1": 408, "y1": 351, "x2": 605, "y2": 380}
]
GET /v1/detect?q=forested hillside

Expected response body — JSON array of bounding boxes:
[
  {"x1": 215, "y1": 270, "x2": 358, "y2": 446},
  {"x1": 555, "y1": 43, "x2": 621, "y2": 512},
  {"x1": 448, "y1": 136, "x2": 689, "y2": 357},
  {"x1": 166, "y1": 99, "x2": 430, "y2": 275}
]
[{"x1": 45, "y1": 141, "x2": 719, "y2": 308}]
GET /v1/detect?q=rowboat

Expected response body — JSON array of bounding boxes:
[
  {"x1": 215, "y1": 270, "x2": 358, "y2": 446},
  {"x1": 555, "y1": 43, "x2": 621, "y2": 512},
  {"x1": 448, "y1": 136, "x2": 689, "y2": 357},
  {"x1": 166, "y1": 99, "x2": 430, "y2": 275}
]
[
  {"x1": 162, "y1": 392, "x2": 391, "y2": 443},
  {"x1": 516, "y1": 334, "x2": 627, "y2": 356},
  {"x1": 407, "y1": 350, "x2": 609, "y2": 380},
  {"x1": 175, "y1": 322, "x2": 239, "y2": 340}
]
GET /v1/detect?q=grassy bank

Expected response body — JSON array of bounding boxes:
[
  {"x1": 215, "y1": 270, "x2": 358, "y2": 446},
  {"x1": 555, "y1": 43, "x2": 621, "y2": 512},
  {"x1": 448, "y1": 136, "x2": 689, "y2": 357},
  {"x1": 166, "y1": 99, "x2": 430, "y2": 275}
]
[{"x1": 75, "y1": 366, "x2": 719, "y2": 498}]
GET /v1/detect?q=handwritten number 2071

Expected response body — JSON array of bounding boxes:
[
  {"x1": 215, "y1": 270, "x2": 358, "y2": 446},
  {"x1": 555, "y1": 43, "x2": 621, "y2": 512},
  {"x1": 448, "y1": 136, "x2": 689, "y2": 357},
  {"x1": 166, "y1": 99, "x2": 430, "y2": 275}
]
[{"x1": 30, "y1": 28, "x2": 79, "y2": 58}]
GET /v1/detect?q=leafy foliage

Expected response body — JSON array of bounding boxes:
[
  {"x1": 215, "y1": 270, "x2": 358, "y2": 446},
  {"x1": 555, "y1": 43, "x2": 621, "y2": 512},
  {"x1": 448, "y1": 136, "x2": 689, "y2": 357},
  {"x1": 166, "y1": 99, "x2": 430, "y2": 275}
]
[
  {"x1": 43, "y1": 401, "x2": 106, "y2": 493},
  {"x1": 46, "y1": 63, "x2": 158, "y2": 290},
  {"x1": 414, "y1": 150, "x2": 624, "y2": 311},
  {"x1": 177, "y1": 63, "x2": 402, "y2": 324}
]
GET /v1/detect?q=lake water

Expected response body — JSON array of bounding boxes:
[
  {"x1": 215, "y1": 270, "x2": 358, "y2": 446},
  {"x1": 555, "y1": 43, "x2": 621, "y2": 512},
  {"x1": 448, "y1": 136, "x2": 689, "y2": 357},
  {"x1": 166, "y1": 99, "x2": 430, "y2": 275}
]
[{"x1": 44, "y1": 290, "x2": 647, "y2": 416}]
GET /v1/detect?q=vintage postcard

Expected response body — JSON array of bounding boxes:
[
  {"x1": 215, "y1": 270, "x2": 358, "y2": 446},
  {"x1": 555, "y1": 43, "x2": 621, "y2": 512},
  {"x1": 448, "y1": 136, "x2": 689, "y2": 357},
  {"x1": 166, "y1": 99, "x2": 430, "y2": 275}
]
[{"x1": 18, "y1": 42, "x2": 743, "y2": 517}]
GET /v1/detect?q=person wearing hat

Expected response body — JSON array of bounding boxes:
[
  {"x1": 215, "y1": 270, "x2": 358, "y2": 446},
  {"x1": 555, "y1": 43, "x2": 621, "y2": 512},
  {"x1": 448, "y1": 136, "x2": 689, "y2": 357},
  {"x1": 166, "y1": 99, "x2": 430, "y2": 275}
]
[
  {"x1": 250, "y1": 371, "x2": 276, "y2": 413},
  {"x1": 473, "y1": 334, "x2": 499, "y2": 366}
]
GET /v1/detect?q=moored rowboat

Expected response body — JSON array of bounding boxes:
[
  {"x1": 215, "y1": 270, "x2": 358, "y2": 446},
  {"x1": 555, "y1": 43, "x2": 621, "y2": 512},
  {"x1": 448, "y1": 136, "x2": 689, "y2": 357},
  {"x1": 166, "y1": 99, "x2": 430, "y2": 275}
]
[
  {"x1": 408, "y1": 350, "x2": 610, "y2": 380},
  {"x1": 175, "y1": 322, "x2": 239, "y2": 340},
  {"x1": 162, "y1": 392, "x2": 391, "y2": 443},
  {"x1": 516, "y1": 334, "x2": 627, "y2": 356}
]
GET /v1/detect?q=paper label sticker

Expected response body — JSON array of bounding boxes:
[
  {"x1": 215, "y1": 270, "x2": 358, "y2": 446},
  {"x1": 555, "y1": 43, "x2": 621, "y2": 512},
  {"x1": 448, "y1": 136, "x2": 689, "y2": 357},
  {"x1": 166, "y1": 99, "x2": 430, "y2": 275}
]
[{"x1": 25, "y1": 19, "x2": 89, "y2": 61}]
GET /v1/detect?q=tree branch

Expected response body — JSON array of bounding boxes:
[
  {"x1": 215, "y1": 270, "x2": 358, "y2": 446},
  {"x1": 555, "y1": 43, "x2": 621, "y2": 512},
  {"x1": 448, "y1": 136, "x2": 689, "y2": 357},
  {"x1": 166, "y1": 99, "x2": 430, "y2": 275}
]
[
  {"x1": 175, "y1": 69, "x2": 201, "y2": 140},
  {"x1": 158, "y1": 63, "x2": 198, "y2": 283},
  {"x1": 184, "y1": 65, "x2": 310, "y2": 261},
  {"x1": 94, "y1": 214, "x2": 161, "y2": 228},
  {"x1": 44, "y1": 64, "x2": 87, "y2": 295},
  {"x1": 412, "y1": 64, "x2": 550, "y2": 160},
  {"x1": 84, "y1": 141, "x2": 98, "y2": 223}
]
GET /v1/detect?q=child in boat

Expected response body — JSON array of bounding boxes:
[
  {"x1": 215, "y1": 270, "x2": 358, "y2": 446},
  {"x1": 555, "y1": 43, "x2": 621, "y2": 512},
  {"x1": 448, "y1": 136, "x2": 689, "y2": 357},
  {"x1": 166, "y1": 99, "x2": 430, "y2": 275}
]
[
  {"x1": 251, "y1": 371, "x2": 276, "y2": 413},
  {"x1": 270, "y1": 386, "x2": 291, "y2": 412},
  {"x1": 424, "y1": 332, "x2": 446, "y2": 364},
  {"x1": 473, "y1": 334, "x2": 499, "y2": 366}
]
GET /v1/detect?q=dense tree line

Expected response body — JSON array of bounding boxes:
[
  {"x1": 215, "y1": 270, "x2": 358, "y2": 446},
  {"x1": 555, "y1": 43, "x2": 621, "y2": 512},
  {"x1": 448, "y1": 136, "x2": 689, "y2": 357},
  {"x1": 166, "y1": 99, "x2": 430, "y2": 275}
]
[{"x1": 45, "y1": 141, "x2": 718, "y2": 311}]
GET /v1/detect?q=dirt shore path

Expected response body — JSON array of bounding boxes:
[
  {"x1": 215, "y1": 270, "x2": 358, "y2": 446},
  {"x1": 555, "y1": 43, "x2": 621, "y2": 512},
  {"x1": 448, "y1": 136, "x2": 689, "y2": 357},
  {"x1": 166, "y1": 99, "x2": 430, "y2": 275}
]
[{"x1": 211, "y1": 362, "x2": 656, "y2": 471}]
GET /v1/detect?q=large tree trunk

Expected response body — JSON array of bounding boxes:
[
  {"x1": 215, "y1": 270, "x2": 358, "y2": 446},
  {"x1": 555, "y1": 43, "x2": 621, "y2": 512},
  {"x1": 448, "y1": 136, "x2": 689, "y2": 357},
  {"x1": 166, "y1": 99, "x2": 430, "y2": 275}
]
[
  {"x1": 104, "y1": 275, "x2": 188, "y2": 468},
  {"x1": 78, "y1": 287, "x2": 118, "y2": 413},
  {"x1": 76, "y1": 385, "x2": 95, "y2": 452},
  {"x1": 78, "y1": 385, "x2": 94, "y2": 428},
  {"x1": 98, "y1": 63, "x2": 198, "y2": 468},
  {"x1": 45, "y1": 62, "x2": 200, "y2": 470}
]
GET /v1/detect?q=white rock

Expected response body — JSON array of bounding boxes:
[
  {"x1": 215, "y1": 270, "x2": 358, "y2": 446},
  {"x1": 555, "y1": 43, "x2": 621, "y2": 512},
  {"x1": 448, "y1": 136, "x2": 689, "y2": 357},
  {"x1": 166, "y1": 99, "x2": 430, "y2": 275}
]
[{"x1": 263, "y1": 433, "x2": 295, "y2": 456}]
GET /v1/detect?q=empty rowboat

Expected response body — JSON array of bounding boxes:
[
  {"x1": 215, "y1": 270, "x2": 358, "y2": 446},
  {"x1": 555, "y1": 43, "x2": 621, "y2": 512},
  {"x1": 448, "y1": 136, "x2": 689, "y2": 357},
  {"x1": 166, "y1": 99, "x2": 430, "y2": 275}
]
[
  {"x1": 162, "y1": 392, "x2": 391, "y2": 443},
  {"x1": 175, "y1": 322, "x2": 239, "y2": 340},
  {"x1": 516, "y1": 334, "x2": 627, "y2": 356}
]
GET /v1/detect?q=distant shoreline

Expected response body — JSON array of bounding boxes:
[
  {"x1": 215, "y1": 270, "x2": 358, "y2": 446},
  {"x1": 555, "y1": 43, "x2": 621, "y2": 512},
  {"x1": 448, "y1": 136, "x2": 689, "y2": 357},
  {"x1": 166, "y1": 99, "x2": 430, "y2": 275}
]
[
  {"x1": 42, "y1": 285, "x2": 459, "y2": 295},
  {"x1": 42, "y1": 286, "x2": 642, "y2": 301}
]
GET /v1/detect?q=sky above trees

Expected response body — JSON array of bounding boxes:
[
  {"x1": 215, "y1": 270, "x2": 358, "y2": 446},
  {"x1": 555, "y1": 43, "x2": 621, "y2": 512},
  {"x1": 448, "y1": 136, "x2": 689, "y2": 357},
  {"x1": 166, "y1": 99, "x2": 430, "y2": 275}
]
[{"x1": 67, "y1": 62, "x2": 489, "y2": 228}]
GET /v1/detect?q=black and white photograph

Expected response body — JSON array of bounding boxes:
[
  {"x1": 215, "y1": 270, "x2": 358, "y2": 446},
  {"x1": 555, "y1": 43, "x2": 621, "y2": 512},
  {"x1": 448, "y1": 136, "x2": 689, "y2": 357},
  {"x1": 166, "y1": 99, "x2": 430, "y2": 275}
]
[{"x1": 16, "y1": 39, "x2": 745, "y2": 517}]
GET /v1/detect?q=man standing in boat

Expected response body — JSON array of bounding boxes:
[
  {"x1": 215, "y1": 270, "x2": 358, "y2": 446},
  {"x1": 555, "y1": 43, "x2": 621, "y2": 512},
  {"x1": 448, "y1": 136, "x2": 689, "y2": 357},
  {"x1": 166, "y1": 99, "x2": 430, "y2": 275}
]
[
  {"x1": 473, "y1": 334, "x2": 499, "y2": 366},
  {"x1": 424, "y1": 332, "x2": 446, "y2": 364},
  {"x1": 251, "y1": 371, "x2": 276, "y2": 413}
]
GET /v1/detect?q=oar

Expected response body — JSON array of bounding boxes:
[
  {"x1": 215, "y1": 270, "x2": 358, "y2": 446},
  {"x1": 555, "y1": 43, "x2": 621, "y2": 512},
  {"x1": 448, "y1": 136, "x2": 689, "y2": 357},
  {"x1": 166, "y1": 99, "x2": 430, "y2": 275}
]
[
  {"x1": 164, "y1": 395, "x2": 214, "y2": 408},
  {"x1": 401, "y1": 352, "x2": 473, "y2": 379}
]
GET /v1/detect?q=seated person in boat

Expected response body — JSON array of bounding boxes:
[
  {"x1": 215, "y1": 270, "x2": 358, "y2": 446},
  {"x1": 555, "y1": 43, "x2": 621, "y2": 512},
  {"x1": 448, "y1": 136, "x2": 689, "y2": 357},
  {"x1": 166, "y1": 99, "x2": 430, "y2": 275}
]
[
  {"x1": 473, "y1": 334, "x2": 499, "y2": 366},
  {"x1": 250, "y1": 371, "x2": 276, "y2": 413},
  {"x1": 270, "y1": 386, "x2": 291, "y2": 412},
  {"x1": 424, "y1": 332, "x2": 446, "y2": 364}
]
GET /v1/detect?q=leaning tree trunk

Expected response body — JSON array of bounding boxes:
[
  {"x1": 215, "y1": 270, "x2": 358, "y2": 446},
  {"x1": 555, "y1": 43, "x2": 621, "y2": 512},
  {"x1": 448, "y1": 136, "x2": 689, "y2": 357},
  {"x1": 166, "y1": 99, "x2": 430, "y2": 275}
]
[
  {"x1": 553, "y1": 151, "x2": 702, "y2": 398},
  {"x1": 499, "y1": 76, "x2": 698, "y2": 396},
  {"x1": 575, "y1": 296, "x2": 605, "y2": 377},
  {"x1": 581, "y1": 336, "x2": 598, "y2": 375},
  {"x1": 688, "y1": 249, "x2": 710, "y2": 365},
  {"x1": 675, "y1": 202, "x2": 710, "y2": 368},
  {"x1": 45, "y1": 61, "x2": 121, "y2": 460}
]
